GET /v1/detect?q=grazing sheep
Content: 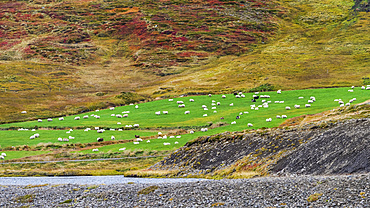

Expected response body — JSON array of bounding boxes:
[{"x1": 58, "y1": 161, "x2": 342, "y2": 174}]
[
  {"x1": 97, "y1": 129, "x2": 104, "y2": 133},
  {"x1": 208, "y1": 94, "x2": 212, "y2": 97},
  {"x1": 340, "y1": 104, "x2": 345, "y2": 107},
  {"x1": 217, "y1": 102, "x2": 221, "y2": 105},
  {"x1": 305, "y1": 104, "x2": 311, "y2": 107},
  {"x1": 201, "y1": 128, "x2": 208, "y2": 132},
  {"x1": 266, "y1": 118, "x2": 272, "y2": 122},
  {"x1": 222, "y1": 95, "x2": 226, "y2": 98},
  {"x1": 176, "y1": 136, "x2": 181, "y2": 138},
  {"x1": 74, "y1": 117, "x2": 80, "y2": 120},
  {"x1": 282, "y1": 115, "x2": 287, "y2": 118},
  {"x1": 118, "y1": 129, "x2": 123, "y2": 131},
  {"x1": 175, "y1": 141, "x2": 179, "y2": 144},
  {"x1": 1, "y1": 153, "x2": 6, "y2": 157},
  {"x1": 163, "y1": 111, "x2": 168, "y2": 114},
  {"x1": 361, "y1": 86, "x2": 365, "y2": 89},
  {"x1": 155, "y1": 111, "x2": 161, "y2": 115},
  {"x1": 277, "y1": 90, "x2": 282, "y2": 94},
  {"x1": 189, "y1": 99, "x2": 194, "y2": 102},
  {"x1": 63, "y1": 138, "x2": 69, "y2": 142},
  {"x1": 348, "y1": 89, "x2": 353, "y2": 92},
  {"x1": 136, "y1": 138, "x2": 143, "y2": 142},
  {"x1": 110, "y1": 107, "x2": 115, "y2": 110},
  {"x1": 117, "y1": 122, "x2": 121, "y2": 125},
  {"x1": 231, "y1": 121, "x2": 236, "y2": 124},
  {"x1": 158, "y1": 132, "x2": 162, "y2": 135},
  {"x1": 59, "y1": 117, "x2": 64, "y2": 121},
  {"x1": 92, "y1": 149, "x2": 99, "y2": 152},
  {"x1": 307, "y1": 100, "x2": 313, "y2": 103},
  {"x1": 177, "y1": 101, "x2": 184, "y2": 104},
  {"x1": 21, "y1": 111, "x2": 27, "y2": 114},
  {"x1": 95, "y1": 116, "x2": 100, "y2": 119},
  {"x1": 212, "y1": 107, "x2": 216, "y2": 110},
  {"x1": 69, "y1": 136, "x2": 75, "y2": 139},
  {"x1": 83, "y1": 115, "x2": 88, "y2": 119},
  {"x1": 213, "y1": 111, "x2": 217, "y2": 113},
  {"x1": 339, "y1": 101, "x2": 344, "y2": 104},
  {"x1": 203, "y1": 114, "x2": 208, "y2": 117},
  {"x1": 251, "y1": 99, "x2": 256, "y2": 102},
  {"x1": 133, "y1": 142, "x2": 140, "y2": 144},
  {"x1": 123, "y1": 114, "x2": 128, "y2": 118},
  {"x1": 351, "y1": 86, "x2": 355, "y2": 89},
  {"x1": 169, "y1": 99, "x2": 173, "y2": 101},
  {"x1": 236, "y1": 116, "x2": 240, "y2": 119},
  {"x1": 285, "y1": 106, "x2": 291, "y2": 110},
  {"x1": 119, "y1": 148, "x2": 126, "y2": 151},
  {"x1": 279, "y1": 101, "x2": 284, "y2": 103},
  {"x1": 135, "y1": 105, "x2": 139, "y2": 109},
  {"x1": 34, "y1": 133, "x2": 40, "y2": 138},
  {"x1": 38, "y1": 119, "x2": 42, "y2": 122},
  {"x1": 229, "y1": 103, "x2": 234, "y2": 106},
  {"x1": 147, "y1": 140, "x2": 150, "y2": 143},
  {"x1": 133, "y1": 124, "x2": 139, "y2": 128},
  {"x1": 294, "y1": 105, "x2": 300, "y2": 109},
  {"x1": 0, "y1": 156, "x2": 4, "y2": 160},
  {"x1": 235, "y1": 95, "x2": 241, "y2": 98},
  {"x1": 163, "y1": 143, "x2": 171, "y2": 145},
  {"x1": 163, "y1": 135, "x2": 168, "y2": 139},
  {"x1": 58, "y1": 138, "x2": 63, "y2": 141},
  {"x1": 276, "y1": 115, "x2": 281, "y2": 119},
  {"x1": 122, "y1": 111, "x2": 130, "y2": 114},
  {"x1": 204, "y1": 108, "x2": 208, "y2": 110},
  {"x1": 95, "y1": 127, "x2": 100, "y2": 130},
  {"x1": 190, "y1": 130, "x2": 194, "y2": 134},
  {"x1": 247, "y1": 123, "x2": 253, "y2": 127},
  {"x1": 97, "y1": 138, "x2": 104, "y2": 142},
  {"x1": 47, "y1": 118, "x2": 52, "y2": 122},
  {"x1": 184, "y1": 111, "x2": 190, "y2": 114},
  {"x1": 298, "y1": 97, "x2": 304, "y2": 99},
  {"x1": 170, "y1": 136, "x2": 175, "y2": 138},
  {"x1": 111, "y1": 136, "x2": 115, "y2": 140}
]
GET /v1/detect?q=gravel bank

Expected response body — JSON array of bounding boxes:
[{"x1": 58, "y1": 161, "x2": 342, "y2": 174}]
[{"x1": 1, "y1": 174, "x2": 368, "y2": 207}]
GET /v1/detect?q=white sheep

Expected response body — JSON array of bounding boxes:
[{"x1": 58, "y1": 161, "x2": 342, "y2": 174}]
[
  {"x1": 74, "y1": 117, "x2": 80, "y2": 120},
  {"x1": 133, "y1": 124, "x2": 139, "y2": 128},
  {"x1": 203, "y1": 114, "x2": 208, "y2": 117},
  {"x1": 204, "y1": 108, "x2": 208, "y2": 110},
  {"x1": 308, "y1": 100, "x2": 313, "y2": 103},
  {"x1": 163, "y1": 135, "x2": 168, "y2": 139},
  {"x1": 95, "y1": 115, "x2": 100, "y2": 119},
  {"x1": 135, "y1": 105, "x2": 139, "y2": 109},
  {"x1": 133, "y1": 142, "x2": 139, "y2": 144},
  {"x1": 189, "y1": 99, "x2": 194, "y2": 102},
  {"x1": 298, "y1": 97, "x2": 304, "y2": 99},
  {"x1": 92, "y1": 149, "x2": 99, "y2": 152},
  {"x1": 229, "y1": 103, "x2": 234, "y2": 106},
  {"x1": 169, "y1": 99, "x2": 173, "y2": 101},
  {"x1": 176, "y1": 136, "x2": 181, "y2": 138},
  {"x1": 285, "y1": 107, "x2": 291, "y2": 110},
  {"x1": 21, "y1": 111, "x2": 27, "y2": 114},
  {"x1": 361, "y1": 86, "x2": 365, "y2": 89},
  {"x1": 0, "y1": 156, "x2": 4, "y2": 160},
  {"x1": 277, "y1": 90, "x2": 281, "y2": 94},
  {"x1": 95, "y1": 127, "x2": 100, "y2": 130},
  {"x1": 276, "y1": 115, "x2": 281, "y2": 118},
  {"x1": 137, "y1": 138, "x2": 143, "y2": 142},
  {"x1": 38, "y1": 119, "x2": 42, "y2": 122},
  {"x1": 155, "y1": 111, "x2": 161, "y2": 115},
  {"x1": 212, "y1": 107, "x2": 216, "y2": 110},
  {"x1": 305, "y1": 104, "x2": 311, "y2": 108},
  {"x1": 123, "y1": 114, "x2": 128, "y2": 118},
  {"x1": 231, "y1": 121, "x2": 236, "y2": 124},
  {"x1": 177, "y1": 101, "x2": 184, "y2": 104},
  {"x1": 83, "y1": 115, "x2": 88, "y2": 119},
  {"x1": 58, "y1": 138, "x2": 63, "y2": 141},
  {"x1": 184, "y1": 111, "x2": 190, "y2": 114},
  {"x1": 247, "y1": 123, "x2": 253, "y2": 127},
  {"x1": 163, "y1": 143, "x2": 170, "y2": 145},
  {"x1": 1, "y1": 153, "x2": 7, "y2": 157},
  {"x1": 111, "y1": 136, "x2": 115, "y2": 140},
  {"x1": 282, "y1": 115, "x2": 287, "y2": 118},
  {"x1": 34, "y1": 133, "x2": 39, "y2": 138},
  {"x1": 201, "y1": 128, "x2": 208, "y2": 132},
  {"x1": 348, "y1": 89, "x2": 353, "y2": 92},
  {"x1": 294, "y1": 105, "x2": 300, "y2": 109},
  {"x1": 163, "y1": 111, "x2": 168, "y2": 114},
  {"x1": 170, "y1": 136, "x2": 175, "y2": 138},
  {"x1": 222, "y1": 95, "x2": 226, "y2": 98},
  {"x1": 190, "y1": 130, "x2": 194, "y2": 134},
  {"x1": 117, "y1": 122, "x2": 121, "y2": 125},
  {"x1": 147, "y1": 140, "x2": 150, "y2": 143},
  {"x1": 119, "y1": 148, "x2": 126, "y2": 151},
  {"x1": 217, "y1": 102, "x2": 221, "y2": 105},
  {"x1": 266, "y1": 118, "x2": 272, "y2": 122},
  {"x1": 63, "y1": 138, "x2": 69, "y2": 142},
  {"x1": 208, "y1": 94, "x2": 212, "y2": 97},
  {"x1": 175, "y1": 141, "x2": 179, "y2": 144},
  {"x1": 110, "y1": 107, "x2": 115, "y2": 110},
  {"x1": 158, "y1": 132, "x2": 162, "y2": 135},
  {"x1": 47, "y1": 118, "x2": 52, "y2": 122},
  {"x1": 213, "y1": 111, "x2": 217, "y2": 113}
]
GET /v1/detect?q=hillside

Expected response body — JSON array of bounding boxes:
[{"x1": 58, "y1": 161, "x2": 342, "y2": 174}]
[
  {"x1": 0, "y1": 0, "x2": 369, "y2": 123},
  {"x1": 151, "y1": 104, "x2": 370, "y2": 178}
]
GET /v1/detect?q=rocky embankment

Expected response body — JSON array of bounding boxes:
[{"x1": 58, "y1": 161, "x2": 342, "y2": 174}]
[
  {"x1": 0, "y1": 174, "x2": 368, "y2": 207},
  {"x1": 152, "y1": 118, "x2": 369, "y2": 177}
]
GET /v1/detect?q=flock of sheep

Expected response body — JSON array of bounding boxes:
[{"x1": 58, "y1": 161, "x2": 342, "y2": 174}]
[{"x1": 14, "y1": 86, "x2": 369, "y2": 154}]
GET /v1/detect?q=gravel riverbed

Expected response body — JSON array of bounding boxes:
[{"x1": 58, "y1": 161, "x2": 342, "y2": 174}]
[{"x1": 0, "y1": 174, "x2": 368, "y2": 207}]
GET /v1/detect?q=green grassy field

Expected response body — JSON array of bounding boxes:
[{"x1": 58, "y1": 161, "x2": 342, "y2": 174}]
[{"x1": 0, "y1": 87, "x2": 368, "y2": 160}]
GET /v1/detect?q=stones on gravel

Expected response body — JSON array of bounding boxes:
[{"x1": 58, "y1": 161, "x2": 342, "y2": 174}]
[{"x1": 0, "y1": 174, "x2": 368, "y2": 207}]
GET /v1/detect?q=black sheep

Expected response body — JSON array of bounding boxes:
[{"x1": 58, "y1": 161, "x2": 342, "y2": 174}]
[{"x1": 97, "y1": 138, "x2": 104, "y2": 142}]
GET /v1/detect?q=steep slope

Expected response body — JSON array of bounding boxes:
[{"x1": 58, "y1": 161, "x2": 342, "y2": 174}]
[{"x1": 0, "y1": 0, "x2": 369, "y2": 123}]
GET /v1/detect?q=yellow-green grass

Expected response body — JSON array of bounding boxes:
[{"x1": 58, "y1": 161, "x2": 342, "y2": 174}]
[
  {"x1": 0, "y1": 87, "x2": 368, "y2": 157},
  {"x1": 0, "y1": 150, "x2": 51, "y2": 160},
  {"x1": 2, "y1": 87, "x2": 368, "y2": 131},
  {"x1": 0, "y1": 129, "x2": 159, "y2": 149}
]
